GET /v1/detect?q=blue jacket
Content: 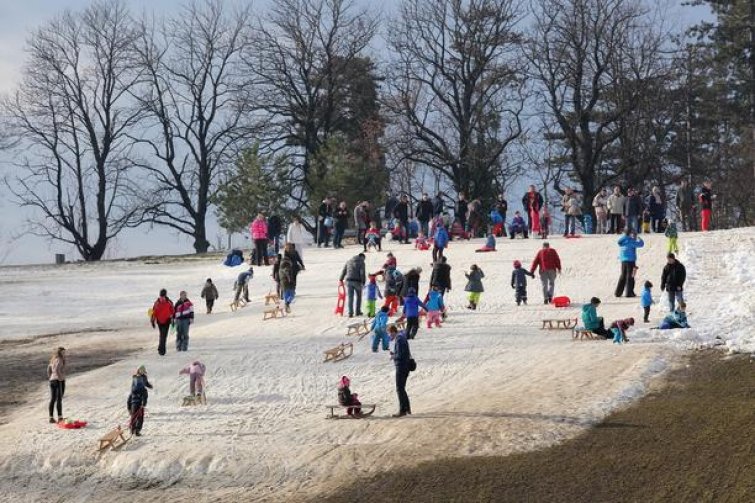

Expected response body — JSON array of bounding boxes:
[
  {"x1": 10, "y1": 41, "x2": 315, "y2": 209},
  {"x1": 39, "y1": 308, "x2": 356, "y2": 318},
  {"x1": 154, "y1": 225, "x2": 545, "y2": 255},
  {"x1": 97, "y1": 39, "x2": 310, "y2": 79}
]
[
  {"x1": 581, "y1": 304, "x2": 600, "y2": 330},
  {"x1": 371, "y1": 311, "x2": 389, "y2": 332},
  {"x1": 485, "y1": 235, "x2": 496, "y2": 249},
  {"x1": 434, "y1": 227, "x2": 449, "y2": 248},
  {"x1": 403, "y1": 295, "x2": 428, "y2": 318},
  {"x1": 640, "y1": 288, "x2": 653, "y2": 308},
  {"x1": 617, "y1": 235, "x2": 644, "y2": 262},
  {"x1": 426, "y1": 290, "x2": 445, "y2": 311},
  {"x1": 393, "y1": 331, "x2": 411, "y2": 367},
  {"x1": 365, "y1": 282, "x2": 381, "y2": 300},
  {"x1": 510, "y1": 215, "x2": 526, "y2": 230}
]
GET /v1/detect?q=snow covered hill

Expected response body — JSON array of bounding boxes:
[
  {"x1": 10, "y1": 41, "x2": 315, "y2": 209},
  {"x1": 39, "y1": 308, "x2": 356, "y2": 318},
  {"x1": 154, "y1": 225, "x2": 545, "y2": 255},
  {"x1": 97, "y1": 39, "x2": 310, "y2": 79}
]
[{"x1": 0, "y1": 227, "x2": 752, "y2": 501}]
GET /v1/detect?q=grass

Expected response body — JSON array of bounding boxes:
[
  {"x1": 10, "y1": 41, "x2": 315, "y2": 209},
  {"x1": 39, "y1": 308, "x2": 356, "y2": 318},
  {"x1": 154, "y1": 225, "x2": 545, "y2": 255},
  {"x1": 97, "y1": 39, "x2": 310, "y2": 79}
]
[{"x1": 320, "y1": 352, "x2": 755, "y2": 503}]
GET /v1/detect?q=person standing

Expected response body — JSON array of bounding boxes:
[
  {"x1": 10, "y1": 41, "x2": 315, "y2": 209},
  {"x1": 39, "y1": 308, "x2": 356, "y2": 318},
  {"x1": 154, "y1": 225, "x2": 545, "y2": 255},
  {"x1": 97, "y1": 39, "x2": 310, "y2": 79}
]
[
  {"x1": 661, "y1": 253, "x2": 687, "y2": 311},
  {"x1": 151, "y1": 289, "x2": 175, "y2": 356},
  {"x1": 250, "y1": 213, "x2": 269, "y2": 266},
  {"x1": 432, "y1": 192, "x2": 444, "y2": 217},
  {"x1": 389, "y1": 325, "x2": 412, "y2": 417},
  {"x1": 456, "y1": 192, "x2": 469, "y2": 231},
  {"x1": 432, "y1": 223, "x2": 449, "y2": 262},
  {"x1": 624, "y1": 188, "x2": 643, "y2": 234},
  {"x1": 699, "y1": 180, "x2": 714, "y2": 231},
  {"x1": 614, "y1": 229, "x2": 644, "y2": 298},
  {"x1": 174, "y1": 291, "x2": 194, "y2": 352},
  {"x1": 393, "y1": 195, "x2": 410, "y2": 244},
  {"x1": 464, "y1": 264, "x2": 485, "y2": 310},
  {"x1": 354, "y1": 201, "x2": 366, "y2": 245},
  {"x1": 47, "y1": 347, "x2": 66, "y2": 424},
  {"x1": 521, "y1": 185, "x2": 544, "y2": 231},
  {"x1": 339, "y1": 253, "x2": 367, "y2": 318},
  {"x1": 200, "y1": 278, "x2": 219, "y2": 314},
  {"x1": 592, "y1": 188, "x2": 609, "y2": 234},
  {"x1": 333, "y1": 201, "x2": 349, "y2": 249},
  {"x1": 267, "y1": 214, "x2": 282, "y2": 254},
  {"x1": 416, "y1": 193, "x2": 434, "y2": 237},
  {"x1": 318, "y1": 197, "x2": 334, "y2": 247},
  {"x1": 286, "y1": 215, "x2": 308, "y2": 259},
  {"x1": 647, "y1": 186, "x2": 665, "y2": 233},
  {"x1": 127, "y1": 366, "x2": 152, "y2": 437},
  {"x1": 529, "y1": 242, "x2": 562, "y2": 304},
  {"x1": 563, "y1": 190, "x2": 582, "y2": 236},
  {"x1": 430, "y1": 256, "x2": 452, "y2": 296},
  {"x1": 676, "y1": 179, "x2": 696, "y2": 232},
  {"x1": 468, "y1": 199, "x2": 484, "y2": 238},
  {"x1": 607, "y1": 186, "x2": 626, "y2": 234}
]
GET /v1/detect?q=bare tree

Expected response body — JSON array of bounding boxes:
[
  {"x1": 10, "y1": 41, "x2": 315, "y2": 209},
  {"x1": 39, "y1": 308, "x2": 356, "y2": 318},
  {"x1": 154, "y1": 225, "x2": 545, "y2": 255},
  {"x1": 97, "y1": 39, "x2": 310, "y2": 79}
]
[
  {"x1": 245, "y1": 0, "x2": 379, "y2": 215},
  {"x1": 528, "y1": 0, "x2": 668, "y2": 212},
  {"x1": 2, "y1": 1, "x2": 146, "y2": 261},
  {"x1": 133, "y1": 0, "x2": 254, "y2": 253},
  {"x1": 386, "y1": 0, "x2": 527, "y2": 205}
]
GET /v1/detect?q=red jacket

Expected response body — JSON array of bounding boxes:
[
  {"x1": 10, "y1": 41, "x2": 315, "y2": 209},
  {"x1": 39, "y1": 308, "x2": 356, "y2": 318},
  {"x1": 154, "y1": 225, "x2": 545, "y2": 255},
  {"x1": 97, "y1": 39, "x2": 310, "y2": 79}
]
[
  {"x1": 151, "y1": 297, "x2": 175, "y2": 325},
  {"x1": 530, "y1": 248, "x2": 561, "y2": 274}
]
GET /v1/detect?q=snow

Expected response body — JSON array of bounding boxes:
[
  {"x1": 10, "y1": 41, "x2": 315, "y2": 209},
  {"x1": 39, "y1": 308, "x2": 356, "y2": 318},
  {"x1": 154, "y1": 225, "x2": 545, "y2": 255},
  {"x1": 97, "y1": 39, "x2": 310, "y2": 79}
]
[{"x1": 0, "y1": 227, "x2": 752, "y2": 501}]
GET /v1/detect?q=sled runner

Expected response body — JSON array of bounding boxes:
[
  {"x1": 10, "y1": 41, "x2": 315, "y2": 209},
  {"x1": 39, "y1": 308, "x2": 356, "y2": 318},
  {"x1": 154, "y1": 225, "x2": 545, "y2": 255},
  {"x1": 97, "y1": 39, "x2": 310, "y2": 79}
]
[
  {"x1": 98, "y1": 425, "x2": 128, "y2": 451},
  {"x1": 323, "y1": 343, "x2": 353, "y2": 363},
  {"x1": 572, "y1": 328, "x2": 598, "y2": 340},
  {"x1": 230, "y1": 299, "x2": 247, "y2": 312},
  {"x1": 325, "y1": 403, "x2": 376, "y2": 419},
  {"x1": 181, "y1": 393, "x2": 207, "y2": 406},
  {"x1": 541, "y1": 318, "x2": 578, "y2": 330},
  {"x1": 264, "y1": 292, "x2": 280, "y2": 305},
  {"x1": 346, "y1": 320, "x2": 370, "y2": 338},
  {"x1": 263, "y1": 306, "x2": 285, "y2": 320}
]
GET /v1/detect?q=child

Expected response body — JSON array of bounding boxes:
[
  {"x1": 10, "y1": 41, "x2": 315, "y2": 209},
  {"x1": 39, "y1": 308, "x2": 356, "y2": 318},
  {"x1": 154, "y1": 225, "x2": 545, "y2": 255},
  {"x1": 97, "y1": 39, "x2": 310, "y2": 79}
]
[
  {"x1": 641, "y1": 209, "x2": 651, "y2": 233},
  {"x1": 415, "y1": 232, "x2": 430, "y2": 251},
  {"x1": 511, "y1": 260, "x2": 534, "y2": 306},
  {"x1": 432, "y1": 224, "x2": 449, "y2": 262},
  {"x1": 489, "y1": 208, "x2": 504, "y2": 237},
  {"x1": 401, "y1": 287, "x2": 427, "y2": 339},
  {"x1": 464, "y1": 264, "x2": 485, "y2": 310},
  {"x1": 179, "y1": 360, "x2": 206, "y2": 398},
  {"x1": 364, "y1": 223, "x2": 381, "y2": 252},
  {"x1": 640, "y1": 280, "x2": 654, "y2": 323},
  {"x1": 425, "y1": 287, "x2": 445, "y2": 328},
  {"x1": 539, "y1": 207, "x2": 550, "y2": 239},
  {"x1": 383, "y1": 268, "x2": 403, "y2": 316},
  {"x1": 337, "y1": 375, "x2": 362, "y2": 416},
  {"x1": 127, "y1": 366, "x2": 153, "y2": 436},
  {"x1": 371, "y1": 306, "x2": 390, "y2": 352},
  {"x1": 383, "y1": 252, "x2": 397, "y2": 273},
  {"x1": 476, "y1": 234, "x2": 496, "y2": 252},
  {"x1": 365, "y1": 274, "x2": 383, "y2": 317},
  {"x1": 610, "y1": 318, "x2": 635, "y2": 344},
  {"x1": 660, "y1": 302, "x2": 689, "y2": 329},
  {"x1": 665, "y1": 220, "x2": 679, "y2": 254},
  {"x1": 509, "y1": 211, "x2": 528, "y2": 238},
  {"x1": 200, "y1": 278, "x2": 219, "y2": 314}
]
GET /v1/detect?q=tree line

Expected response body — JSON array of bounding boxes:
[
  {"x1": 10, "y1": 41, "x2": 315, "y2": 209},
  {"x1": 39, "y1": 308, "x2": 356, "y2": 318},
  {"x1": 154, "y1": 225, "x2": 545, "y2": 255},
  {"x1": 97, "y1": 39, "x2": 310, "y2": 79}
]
[{"x1": 1, "y1": 0, "x2": 752, "y2": 261}]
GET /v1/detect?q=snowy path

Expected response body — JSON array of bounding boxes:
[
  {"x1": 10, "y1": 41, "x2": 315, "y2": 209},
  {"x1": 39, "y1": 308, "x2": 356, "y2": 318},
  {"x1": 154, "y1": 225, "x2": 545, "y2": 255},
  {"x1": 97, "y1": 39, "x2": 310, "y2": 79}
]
[{"x1": 0, "y1": 228, "x2": 752, "y2": 501}]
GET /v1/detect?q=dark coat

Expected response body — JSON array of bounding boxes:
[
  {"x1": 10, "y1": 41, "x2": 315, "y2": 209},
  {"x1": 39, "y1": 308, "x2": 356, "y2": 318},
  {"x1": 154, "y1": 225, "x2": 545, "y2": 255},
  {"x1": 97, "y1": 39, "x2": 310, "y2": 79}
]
[
  {"x1": 432, "y1": 196, "x2": 444, "y2": 216},
  {"x1": 464, "y1": 269, "x2": 485, "y2": 293},
  {"x1": 416, "y1": 200, "x2": 434, "y2": 221},
  {"x1": 456, "y1": 199, "x2": 468, "y2": 221},
  {"x1": 625, "y1": 194, "x2": 643, "y2": 217},
  {"x1": 393, "y1": 201, "x2": 409, "y2": 221},
  {"x1": 430, "y1": 262, "x2": 452, "y2": 290},
  {"x1": 267, "y1": 215, "x2": 282, "y2": 239},
  {"x1": 334, "y1": 207, "x2": 349, "y2": 228},
  {"x1": 661, "y1": 261, "x2": 687, "y2": 291},
  {"x1": 522, "y1": 191, "x2": 543, "y2": 212},
  {"x1": 401, "y1": 269, "x2": 421, "y2": 297}
]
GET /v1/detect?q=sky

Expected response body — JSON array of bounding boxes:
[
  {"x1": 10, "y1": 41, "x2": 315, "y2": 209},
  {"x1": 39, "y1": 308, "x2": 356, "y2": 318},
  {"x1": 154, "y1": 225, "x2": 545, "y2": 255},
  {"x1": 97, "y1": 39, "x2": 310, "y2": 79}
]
[{"x1": 0, "y1": 0, "x2": 711, "y2": 265}]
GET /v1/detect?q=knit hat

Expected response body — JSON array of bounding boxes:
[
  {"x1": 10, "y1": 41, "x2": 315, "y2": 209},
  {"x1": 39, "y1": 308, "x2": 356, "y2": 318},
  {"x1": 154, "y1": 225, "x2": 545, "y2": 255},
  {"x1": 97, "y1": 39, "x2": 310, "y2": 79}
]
[{"x1": 338, "y1": 375, "x2": 350, "y2": 389}]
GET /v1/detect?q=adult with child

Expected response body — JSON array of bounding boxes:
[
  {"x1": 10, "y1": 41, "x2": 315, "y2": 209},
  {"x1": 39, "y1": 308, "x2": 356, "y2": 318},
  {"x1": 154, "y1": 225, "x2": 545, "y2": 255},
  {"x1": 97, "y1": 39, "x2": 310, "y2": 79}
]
[
  {"x1": 174, "y1": 291, "x2": 194, "y2": 352},
  {"x1": 615, "y1": 229, "x2": 644, "y2": 298},
  {"x1": 580, "y1": 297, "x2": 612, "y2": 338},
  {"x1": 151, "y1": 289, "x2": 175, "y2": 356},
  {"x1": 339, "y1": 253, "x2": 367, "y2": 318},
  {"x1": 389, "y1": 325, "x2": 413, "y2": 417},
  {"x1": 416, "y1": 193, "x2": 434, "y2": 237},
  {"x1": 317, "y1": 197, "x2": 334, "y2": 247},
  {"x1": 250, "y1": 213, "x2": 269, "y2": 266},
  {"x1": 607, "y1": 186, "x2": 626, "y2": 234},
  {"x1": 676, "y1": 179, "x2": 696, "y2": 232},
  {"x1": 286, "y1": 215, "x2": 309, "y2": 259},
  {"x1": 592, "y1": 188, "x2": 609, "y2": 234},
  {"x1": 522, "y1": 185, "x2": 544, "y2": 231},
  {"x1": 529, "y1": 242, "x2": 562, "y2": 304},
  {"x1": 47, "y1": 347, "x2": 66, "y2": 424},
  {"x1": 660, "y1": 253, "x2": 687, "y2": 311},
  {"x1": 333, "y1": 201, "x2": 349, "y2": 249}
]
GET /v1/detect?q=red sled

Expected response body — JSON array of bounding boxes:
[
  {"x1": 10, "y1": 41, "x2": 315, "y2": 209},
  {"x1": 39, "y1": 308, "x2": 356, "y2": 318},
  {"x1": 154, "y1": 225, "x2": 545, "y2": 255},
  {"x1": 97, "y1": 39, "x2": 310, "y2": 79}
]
[
  {"x1": 552, "y1": 296, "x2": 571, "y2": 308},
  {"x1": 334, "y1": 283, "x2": 346, "y2": 316},
  {"x1": 57, "y1": 420, "x2": 88, "y2": 429}
]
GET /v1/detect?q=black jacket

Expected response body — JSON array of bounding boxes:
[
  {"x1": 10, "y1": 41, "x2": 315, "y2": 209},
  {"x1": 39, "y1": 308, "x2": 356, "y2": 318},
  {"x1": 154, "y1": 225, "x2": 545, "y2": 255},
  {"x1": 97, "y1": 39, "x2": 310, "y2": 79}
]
[
  {"x1": 521, "y1": 192, "x2": 543, "y2": 212},
  {"x1": 433, "y1": 196, "x2": 444, "y2": 216},
  {"x1": 625, "y1": 195, "x2": 643, "y2": 217},
  {"x1": 416, "y1": 200, "x2": 434, "y2": 221},
  {"x1": 334, "y1": 207, "x2": 349, "y2": 228},
  {"x1": 401, "y1": 269, "x2": 421, "y2": 297},
  {"x1": 267, "y1": 215, "x2": 282, "y2": 239},
  {"x1": 318, "y1": 202, "x2": 333, "y2": 220},
  {"x1": 661, "y1": 261, "x2": 687, "y2": 291},
  {"x1": 456, "y1": 200, "x2": 468, "y2": 221},
  {"x1": 394, "y1": 202, "x2": 409, "y2": 221},
  {"x1": 430, "y1": 262, "x2": 452, "y2": 290},
  {"x1": 700, "y1": 187, "x2": 713, "y2": 210}
]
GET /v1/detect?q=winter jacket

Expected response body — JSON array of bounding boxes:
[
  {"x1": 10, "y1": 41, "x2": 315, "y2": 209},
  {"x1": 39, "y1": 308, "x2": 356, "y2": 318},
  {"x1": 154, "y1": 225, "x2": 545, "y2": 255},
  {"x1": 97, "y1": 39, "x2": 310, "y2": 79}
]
[
  {"x1": 250, "y1": 219, "x2": 268, "y2": 240},
  {"x1": 661, "y1": 261, "x2": 686, "y2": 291},
  {"x1": 699, "y1": 187, "x2": 713, "y2": 210},
  {"x1": 464, "y1": 269, "x2": 485, "y2": 293},
  {"x1": 625, "y1": 194, "x2": 643, "y2": 217},
  {"x1": 661, "y1": 310, "x2": 689, "y2": 329},
  {"x1": 566, "y1": 196, "x2": 582, "y2": 216},
  {"x1": 430, "y1": 262, "x2": 452, "y2": 290},
  {"x1": 610, "y1": 319, "x2": 634, "y2": 332},
  {"x1": 432, "y1": 196, "x2": 444, "y2": 216},
  {"x1": 401, "y1": 269, "x2": 421, "y2": 297},
  {"x1": 676, "y1": 185, "x2": 695, "y2": 210},
  {"x1": 236, "y1": 269, "x2": 253, "y2": 286},
  {"x1": 201, "y1": 283, "x2": 219, "y2": 300},
  {"x1": 530, "y1": 248, "x2": 562, "y2": 274},
  {"x1": 340, "y1": 255, "x2": 366, "y2": 285},
  {"x1": 592, "y1": 193, "x2": 608, "y2": 212},
  {"x1": 393, "y1": 202, "x2": 409, "y2": 221},
  {"x1": 365, "y1": 282, "x2": 382, "y2": 300},
  {"x1": 522, "y1": 191, "x2": 544, "y2": 213},
  {"x1": 279, "y1": 256, "x2": 297, "y2": 290},
  {"x1": 456, "y1": 199, "x2": 468, "y2": 221},
  {"x1": 151, "y1": 297, "x2": 175, "y2": 325},
  {"x1": 510, "y1": 215, "x2": 526, "y2": 231},
  {"x1": 665, "y1": 223, "x2": 678, "y2": 239},
  {"x1": 371, "y1": 310, "x2": 389, "y2": 332},
  {"x1": 47, "y1": 357, "x2": 66, "y2": 381},
  {"x1": 640, "y1": 288, "x2": 653, "y2": 308},
  {"x1": 434, "y1": 227, "x2": 449, "y2": 248},
  {"x1": 416, "y1": 200, "x2": 434, "y2": 222},
  {"x1": 179, "y1": 361, "x2": 206, "y2": 377},
  {"x1": 354, "y1": 206, "x2": 367, "y2": 229},
  {"x1": 607, "y1": 194, "x2": 626, "y2": 215},
  {"x1": 426, "y1": 290, "x2": 444, "y2": 311},
  {"x1": 286, "y1": 222, "x2": 308, "y2": 246},
  {"x1": 318, "y1": 202, "x2": 333, "y2": 220},
  {"x1": 646, "y1": 193, "x2": 665, "y2": 219},
  {"x1": 174, "y1": 298, "x2": 194, "y2": 321},
  {"x1": 392, "y1": 331, "x2": 411, "y2": 367},
  {"x1": 489, "y1": 209, "x2": 503, "y2": 224},
  {"x1": 267, "y1": 215, "x2": 282, "y2": 240},
  {"x1": 128, "y1": 375, "x2": 152, "y2": 408},
  {"x1": 384, "y1": 270, "x2": 404, "y2": 297},
  {"x1": 402, "y1": 294, "x2": 427, "y2": 318},
  {"x1": 617, "y1": 235, "x2": 644, "y2": 262},
  {"x1": 581, "y1": 304, "x2": 601, "y2": 331},
  {"x1": 334, "y1": 207, "x2": 349, "y2": 228},
  {"x1": 511, "y1": 267, "x2": 534, "y2": 288}
]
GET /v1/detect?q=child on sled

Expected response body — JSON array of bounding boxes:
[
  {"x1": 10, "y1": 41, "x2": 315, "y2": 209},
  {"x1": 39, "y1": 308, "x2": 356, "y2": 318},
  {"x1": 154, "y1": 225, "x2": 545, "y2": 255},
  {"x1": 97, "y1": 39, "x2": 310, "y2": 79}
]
[
  {"x1": 179, "y1": 360, "x2": 206, "y2": 400},
  {"x1": 337, "y1": 376, "x2": 362, "y2": 416}
]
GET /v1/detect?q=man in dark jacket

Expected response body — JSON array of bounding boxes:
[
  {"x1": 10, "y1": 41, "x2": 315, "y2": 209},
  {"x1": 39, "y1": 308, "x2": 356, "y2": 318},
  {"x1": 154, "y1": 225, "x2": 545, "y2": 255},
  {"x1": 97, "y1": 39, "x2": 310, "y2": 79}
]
[
  {"x1": 624, "y1": 188, "x2": 643, "y2": 234},
  {"x1": 389, "y1": 325, "x2": 412, "y2": 417},
  {"x1": 416, "y1": 193, "x2": 434, "y2": 237},
  {"x1": 521, "y1": 185, "x2": 544, "y2": 231},
  {"x1": 430, "y1": 257, "x2": 452, "y2": 295},
  {"x1": 456, "y1": 193, "x2": 469, "y2": 231},
  {"x1": 267, "y1": 214, "x2": 282, "y2": 254},
  {"x1": 660, "y1": 253, "x2": 686, "y2": 311},
  {"x1": 317, "y1": 197, "x2": 334, "y2": 247},
  {"x1": 384, "y1": 193, "x2": 399, "y2": 223},
  {"x1": 675, "y1": 179, "x2": 696, "y2": 232},
  {"x1": 339, "y1": 253, "x2": 367, "y2": 317},
  {"x1": 401, "y1": 267, "x2": 422, "y2": 298},
  {"x1": 393, "y1": 195, "x2": 410, "y2": 244},
  {"x1": 433, "y1": 193, "x2": 444, "y2": 217}
]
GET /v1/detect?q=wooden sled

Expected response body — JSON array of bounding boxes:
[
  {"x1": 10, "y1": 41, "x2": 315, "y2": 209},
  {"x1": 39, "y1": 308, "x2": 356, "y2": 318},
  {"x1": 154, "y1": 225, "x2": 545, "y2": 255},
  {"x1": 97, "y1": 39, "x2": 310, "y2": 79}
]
[
  {"x1": 573, "y1": 328, "x2": 598, "y2": 340},
  {"x1": 230, "y1": 299, "x2": 247, "y2": 312},
  {"x1": 393, "y1": 319, "x2": 406, "y2": 331},
  {"x1": 323, "y1": 343, "x2": 353, "y2": 363},
  {"x1": 181, "y1": 393, "x2": 207, "y2": 406},
  {"x1": 263, "y1": 306, "x2": 285, "y2": 320},
  {"x1": 98, "y1": 425, "x2": 128, "y2": 451},
  {"x1": 264, "y1": 292, "x2": 280, "y2": 305},
  {"x1": 346, "y1": 320, "x2": 370, "y2": 339},
  {"x1": 541, "y1": 318, "x2": 578, "y2": 330},
  {"x1": 326, "y1": 403, "x2": 376, "y2": 419}
]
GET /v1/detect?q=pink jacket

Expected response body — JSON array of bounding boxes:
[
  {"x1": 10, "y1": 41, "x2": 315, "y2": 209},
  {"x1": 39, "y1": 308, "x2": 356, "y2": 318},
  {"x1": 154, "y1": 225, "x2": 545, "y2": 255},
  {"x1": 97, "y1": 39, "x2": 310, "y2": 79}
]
[
  {"x1": 250, "y1": 219, "x2": 268, "y2": 240},
  {"x1": 179, "y1": 361, "x2": 206, "y2": 377}
]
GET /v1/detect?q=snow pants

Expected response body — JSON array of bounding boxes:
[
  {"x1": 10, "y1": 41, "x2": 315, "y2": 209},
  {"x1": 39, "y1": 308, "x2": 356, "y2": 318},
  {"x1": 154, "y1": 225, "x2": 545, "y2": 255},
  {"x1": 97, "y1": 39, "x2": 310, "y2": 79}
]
[
  {"x1": 426, "y1": 310, "x2": 442, "y2": 328},
  {"x1": 667, "y1": 237, "x2": 679, "y2": 254},
  {"x1": 366, "y1": 299, "x2": 377, "y2": 317},
  {"x1": 515, "y1": 285, "x2": 527, "y2": 305},
  {"x1": 372, "y1": 329, "x2": 389, "y2": 352}
]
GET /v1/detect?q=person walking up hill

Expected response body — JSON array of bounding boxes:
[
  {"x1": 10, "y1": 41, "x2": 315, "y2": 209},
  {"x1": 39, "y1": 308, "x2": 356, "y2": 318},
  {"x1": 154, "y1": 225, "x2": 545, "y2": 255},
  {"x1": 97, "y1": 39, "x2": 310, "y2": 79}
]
[{"x1": 529, "y1": 242, "x2": 562, "y2": 304}]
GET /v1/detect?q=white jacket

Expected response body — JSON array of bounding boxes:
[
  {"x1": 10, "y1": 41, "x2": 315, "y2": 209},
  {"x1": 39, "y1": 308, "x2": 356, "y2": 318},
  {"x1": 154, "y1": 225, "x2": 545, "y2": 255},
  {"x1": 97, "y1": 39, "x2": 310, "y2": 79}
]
[
  {"x1": 592, "y1": 193, "x2": 608, "y2": 211},
  {"x1": 286, "y1": 222, "x2": 308, "y2": 245},
  {"x1": 607, "y1": 194, "x2": 626, "y2": 215}
]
